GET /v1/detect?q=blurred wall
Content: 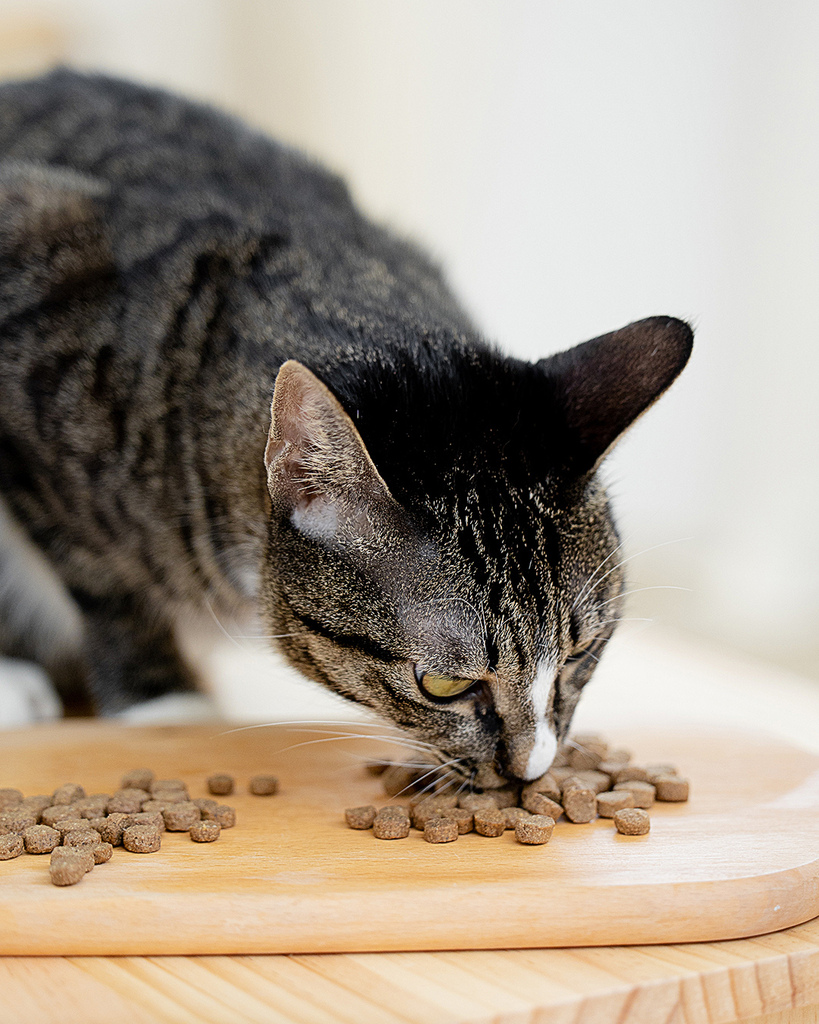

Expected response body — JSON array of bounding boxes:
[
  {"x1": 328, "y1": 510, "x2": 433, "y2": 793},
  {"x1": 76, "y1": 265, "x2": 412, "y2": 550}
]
[{"x1": 0, "y1": 0, "x2": 816, "y2": 678}]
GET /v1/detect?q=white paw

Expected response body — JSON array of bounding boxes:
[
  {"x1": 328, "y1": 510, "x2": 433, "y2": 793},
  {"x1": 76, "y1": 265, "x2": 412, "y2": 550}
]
[
  {"x1": 0, "y1": 658, "x2": 62, "y2": 727},
  {"x1": 116, "y1": 692, "x2": 220, "y2": 725}
]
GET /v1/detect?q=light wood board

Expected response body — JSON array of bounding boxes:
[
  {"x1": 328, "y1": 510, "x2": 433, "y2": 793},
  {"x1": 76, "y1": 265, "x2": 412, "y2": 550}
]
[{"x1": 0, "y1": 720, "x2": 818, "y2": 955}]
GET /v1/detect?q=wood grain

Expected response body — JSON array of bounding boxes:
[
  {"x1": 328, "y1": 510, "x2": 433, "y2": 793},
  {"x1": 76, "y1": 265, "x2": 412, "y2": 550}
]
[{"x1": 1, "y1": 721, "x2": 818, "y2": 955}]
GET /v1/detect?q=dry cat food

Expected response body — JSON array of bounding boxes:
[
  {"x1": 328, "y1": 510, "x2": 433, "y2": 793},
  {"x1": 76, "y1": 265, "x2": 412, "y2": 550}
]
[
  {"x1": 207, "y1": 774, "x2": 234, "y2": 796},
  {"x1": 0, "y1": 768, "x2": 246, "y2": 886},
  {"x1": 249, "y1": 774, "x2": 279, "y2": 796},
  {"x1": 344, "y1": 732, "x2": 690, "y2": 847}
]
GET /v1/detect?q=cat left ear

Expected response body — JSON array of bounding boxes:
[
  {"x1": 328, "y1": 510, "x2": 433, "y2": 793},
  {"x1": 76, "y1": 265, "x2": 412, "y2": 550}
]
[
  {"x1": 539, "y1": 315, "x2": 693, "y2": 475},
  {"x1": 265, "y1": 361, "x2": 393, "y2": 542}
]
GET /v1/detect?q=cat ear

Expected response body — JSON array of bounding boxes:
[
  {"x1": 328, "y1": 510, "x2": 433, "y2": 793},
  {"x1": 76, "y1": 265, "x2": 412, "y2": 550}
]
[
  {"x1": 539, "y1": 315, "x2": 693, "y2": 475},
  {"x1": 265, "y1": 360, "x2": 393, "y2": 542}
]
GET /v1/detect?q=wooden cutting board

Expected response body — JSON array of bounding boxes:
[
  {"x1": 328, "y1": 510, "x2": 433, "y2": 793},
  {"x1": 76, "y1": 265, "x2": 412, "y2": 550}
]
[{"x1": 1, "y1": 720, "x2": 817, "y2": 955}]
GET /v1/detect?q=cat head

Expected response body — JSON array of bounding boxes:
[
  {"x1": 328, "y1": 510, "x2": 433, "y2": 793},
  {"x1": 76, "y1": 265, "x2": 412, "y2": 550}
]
[{"x1": 261, "y1": 316, "x2": 692, "y2": 788}]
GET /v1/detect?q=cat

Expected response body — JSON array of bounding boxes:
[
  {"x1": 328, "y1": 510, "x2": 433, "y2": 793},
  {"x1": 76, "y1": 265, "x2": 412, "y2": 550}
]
[{"x1": 0, "y1": 70, "x2": 692, "y2": 787}]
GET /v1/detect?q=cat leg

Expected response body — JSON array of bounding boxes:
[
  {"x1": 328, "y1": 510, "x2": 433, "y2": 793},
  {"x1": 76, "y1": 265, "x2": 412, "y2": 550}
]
[
  {"x1": 0, "y1": 657, "x2": 62, "y2": 727},
  {"x1": 73, "y1": 590, "x2": 212, "y2": 717}
]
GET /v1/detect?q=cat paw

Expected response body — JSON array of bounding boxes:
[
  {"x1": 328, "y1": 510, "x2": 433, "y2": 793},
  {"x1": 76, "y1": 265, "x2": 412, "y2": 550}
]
[
  {"x1": 0, "y1": 658, "x2": 62, "y2": 727},
  {"x1": 115, "y1": 692, "x2": 220, "y2": 724}
]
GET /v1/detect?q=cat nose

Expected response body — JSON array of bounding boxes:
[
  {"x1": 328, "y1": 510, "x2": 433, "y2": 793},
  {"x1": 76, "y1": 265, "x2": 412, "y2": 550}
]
[{"x1": 502, "y1": 721, "x2": 558, "y2": 781}]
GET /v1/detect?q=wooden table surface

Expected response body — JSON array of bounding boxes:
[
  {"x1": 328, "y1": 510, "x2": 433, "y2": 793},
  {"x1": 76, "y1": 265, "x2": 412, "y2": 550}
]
[{"x1": 3, "y1": 627, "x2": 819, "y2": 1023}]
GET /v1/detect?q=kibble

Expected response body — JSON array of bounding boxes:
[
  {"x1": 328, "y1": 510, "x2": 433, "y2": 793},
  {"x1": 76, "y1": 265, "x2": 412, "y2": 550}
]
[
  {"x1": 0, "y1": 833, "x2": 24, "y2": 859},
  {"x1": 596, "y1": 790, "x2": 635, "y2": 818},
  {"x1": 51, "y1": 783, "x2": 85, "y2": 806},
  {"x1": 50, "y1": 847, "x2": 94, "y2": 885},
  {"x1": 190, "y1": 820, "x2": 221, "y2": 843},
  {"x1": 0, "y1": 788, "x2": 23, "y2": 810},
  {"x1": 522, "y1": 773, "x2": 561, "y2": 803},
  {"x1": 249, "y1": 774, "x2": 278, "y2": 796},
  {"x1": 614, "y1": 808, "x2": 651, "y2": 835},
  {"x1": 515, "y1": 814, "x2": 555, "y2": 845},
  {"x1": 473, "y1": 807, "x2": 506, "y2": 837},
  {"x1": 131, "y1": 811, "x2": 165, "y2": 832},
  {"x1": 41, "y1": 805, "x2": 82, "y2": 828},
  {"x1": 424, "y1": 817, "x2": 458, "y2": 843},
  {"x1": 444, "y1": 808, "x2": 475, "y2": 834},
  {"x1": 655, "y1": 775, "x2": 690, "y2": 802},
  {"x1": 562, "y1": 785, "x2": 597, "y2": 824},
  {"x1": 372, "y1": 806, "x2": 410, "y2": 840},
  {"x1": 107, "y1": 789, "x2": 147, "y2": 815},
  {"x1": 0, "y1": 809, "x2": 37, "y2": 834},
  {"x1": 23, "y1": 825, "x2": 60, "y2": 854},
  {"x1": 210, "y1": 804, "x2": 236, "y2": 829},
  {"x1": 207, "y1": 774, "x2": 234, "y2": 796},
  {"x1": 380, "y1": 765, "x2": 419, "y2": 797},
  {"x1": 613, "y1": 780, "x2": 656, "y2": 808},
  {"x1": 93, "y1": 842, "x2": 113, "y2": 864},
  {"x1": 459, "y1": 793, "x2": 497, "y2": 812},
  {"x1": 521, "y1": 791, "x2": 562, "y2": 819},
  {"x1": 612, "y1": 765, "x2": 650, "y2": 785},
  {"x1": 120, "y1": 769, "x2": 154, "y2": 791},
  {"x1": 162, "y1": 801, "x2": 201, "y2": 832},
  {"x1": 63, "y1": 829, "x2": 101, "y2": 848},
  {"x1": 502, "y1": 807, "x2": 531, "y2": 829},
  {"x1": 345, "y1": 805, "x2": 377, "y2": 829},
  {"x1": 97, "y1": 813, "x2": 135, "y2": 847},
  {"x1": 122, "y1": 824, "x2": 162, "y2": 853}
]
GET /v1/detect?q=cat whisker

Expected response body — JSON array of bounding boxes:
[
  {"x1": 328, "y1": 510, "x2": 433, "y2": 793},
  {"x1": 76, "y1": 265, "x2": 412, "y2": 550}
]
[
  {"x1": 573, "y1": 536, "x2": 691, "y2": 610},
  {"x1": 596, "y1": 585, "x2": 691, "y2": 610}
]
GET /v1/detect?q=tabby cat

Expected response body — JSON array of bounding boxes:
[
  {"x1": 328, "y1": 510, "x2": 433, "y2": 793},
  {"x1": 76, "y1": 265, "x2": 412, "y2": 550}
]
[{"x1": 0, "y1": 71, "x2": 692, "y2": 788}]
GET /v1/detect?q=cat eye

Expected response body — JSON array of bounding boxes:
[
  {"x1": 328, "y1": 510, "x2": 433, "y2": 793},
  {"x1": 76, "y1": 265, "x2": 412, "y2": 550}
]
[{"x1": 414, "y1": 667, "x2": 476, "y2": 701}]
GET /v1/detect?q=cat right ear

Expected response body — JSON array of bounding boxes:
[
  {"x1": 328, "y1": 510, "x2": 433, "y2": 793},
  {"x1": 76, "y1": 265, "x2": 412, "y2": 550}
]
[
  {"x1": 539, "y1": 315, "x2": 693, "y2": 475},
  {"x1": 265, "y1": 361, "x2": 393, "y2": 543}
]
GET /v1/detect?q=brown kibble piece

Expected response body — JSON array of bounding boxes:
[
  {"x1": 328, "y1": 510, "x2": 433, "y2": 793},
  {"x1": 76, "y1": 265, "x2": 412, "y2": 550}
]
[
  {"x1": 655, "y1": 775, "x2": 690, "y2": 802},
  {"x1": 19, "y1": 794, "x2": 52, "y2": 816},
  {"x1": 562, "y1": 785, "x2": 597, "y2": 823},
  {"x1": 458, "y1": 793, "x2": 497, "y2": 812},
  {"x1": 63, "y1": 829, "x2": 101, "y2": 847},
  {"x1": 522, "y1": 773, "x2": 561, "y2": 803},
  {"x1": 573, "y1": 770, "x2": 612, "y2": 794},
  {"x1": 424, "y1": 817, "x2": 458, "y2": 843},
  {"x1": 502, "y1": 807, "x2": 531, "y2": 829},
  {"x1": 521, "y1": 791, "x2": 562, "y2": 819},
  {"x1": 249, "y1": 775, "x2": 278, "y2": 796},
  {"x1": 612, "y1": 765, "x2": 650, "y2": 784},
  {"x1": 613, "y1": 780, "x2": 656, "y2": 808},
  {"x1": 122, "y1": 824, "x2": 161, "y2": 853},
  {"x1": 190, "y1": 820, "x2": 221, "y2": 842},
  {"x1": 131, "y1": 811, "x2": 165, "y2": 832},
  {"x1": 0, "y1": 833, "x2": 24, "y2": 859},
  {"x1": 107, "y1": 789, "x2": 148, "y2": 814},
  {"x1": 644, "y1": 763, "x2": 678, "y2": 783},
  {"x1": 411, "y1": 796, "x2": 459, "y2": 830},
  {"x1": 23, "y1": 824, "x2": 60, "y2": 854},
  {"x1": 50, "y1": 847, "x2": 94, "y2": 884},
  {"x1": 372, "y1": 807, "x2": 410, "y2": 839},
  {"x1": 120, "y1": 769, "x2": 154, "y2": 791},
  {"x1": 207, "y1": 774, "x2": 234, "y2": 796},
  {"x1": 345, "y1": 805, "x2": 377, "y2": 829},
  {"x1": 211, "y1": 804, "x2": 236, "y2": 828},
  {"x1": 51, "y1": 783, "x2": 85, "y2": 805},
  {"x1": 53, "y1": 818, "x2": 87, "y2": 838},
  {"x1": 150, "y1": 779, "x2": 187, "y2": 796},
  {"x1": 41, "y1": 805, "x2": 82, "y2": 828},
  {"x1": 162, "y1": 801, "x2": 201, "y2": 832},
  {"x1": 380, "y1": 765, "x2": 419, "y2": 797},
  {"x1": 596, "y1": 790, "x2": 635, "y2": 818},
  {"x1": 192, "y1": 797, "x2": 219, "y2": 815},
  {"x1": 515, "y1": 814, "x2": 555, "y2": 845},
  {"x1": 473, "y1": 807, "x2": 506, "y2": 837},
  {"x1": 93, "y1": 842, "x2": 113, "y2": 863},
  {"x1": 0, "y1": 808, "x2": 37, "y2": 834},
  {"x1": 490, "y1": 785, "x2": 521, "y2": 809},
  {"x1": 614, "y1": 808, "x2": 651, "y2": 835},
  {"x1": 442, "y1": 808, "x2": 474, "y2": 834},
  {"x1": 0, "y1": 788, "x2": 23, "y2": 810},
  {"x1": 98, "y1": 813, "x2": 135, "y2": 847},
  {"x1": 73, "y1": 795, "x2": 110, "y2": 817}
]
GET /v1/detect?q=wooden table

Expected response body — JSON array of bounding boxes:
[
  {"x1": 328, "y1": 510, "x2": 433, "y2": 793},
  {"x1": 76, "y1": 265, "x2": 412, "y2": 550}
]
[{"x1": 3, "y1": 626, "x2": 819, "y2": 1023}]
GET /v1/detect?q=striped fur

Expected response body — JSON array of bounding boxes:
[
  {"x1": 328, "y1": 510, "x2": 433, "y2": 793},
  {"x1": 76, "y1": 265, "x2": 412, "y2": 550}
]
[{"x1": 0, "y1": 71, "x2": 691, "y2": 781}]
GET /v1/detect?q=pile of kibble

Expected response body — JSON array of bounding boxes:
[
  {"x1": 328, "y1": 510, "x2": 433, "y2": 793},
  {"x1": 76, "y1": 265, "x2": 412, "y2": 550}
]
[
  {"x1": 0, "y1": 769, "x2": 278, "y2": 885},
  {"x1": 345, "y1": 732, "x2": 689, "y2": 846}
]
